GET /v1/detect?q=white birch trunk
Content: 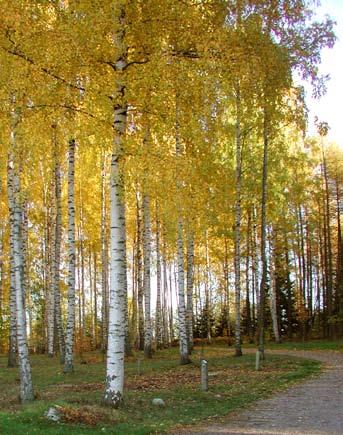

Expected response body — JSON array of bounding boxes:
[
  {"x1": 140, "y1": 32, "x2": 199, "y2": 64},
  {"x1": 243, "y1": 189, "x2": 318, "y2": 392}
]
[
  {"x1": 269, "y1": 231, "x2": 281, "y2": 343},
  {"x1": 155, "y1": 205, "x2": 163, "y2": 349},
  {"x1": 143, "y1": 194, "x2": 153, "y2": 358},
  {"x1": 175, "y1": 95, "x2": 190, "y2": 364},
  {"x1": 47, "y1": 177, "x2": 55, "y2": 357},
  {"x1": 103, "y1": 2, "x2": 128, "y2": 405},
  {"x1": 258, "y1": 105, "x2": 269, "y2": 359},
  {"x1": 103, "y1": 152, "x2": 127, "y2": 407},
  {"x1": 53, "y1": 129, "x2": 65, "y2": 363},
  {"x1": 79, "y1": 202, "x2": 86, "y2": 349},
  {"x1": 186, "y1": 232, "x2": 194, "y2": 351},
  {"x1": 93, "y1": 252, "x2": 98, "y2": 349},
  {"x1": 12, "y1": 164, "x2": 34, "y2": 402},
  {"x1": 101, "y1": 154, "x2": 109, "y2": 352},
  {"x1": 177, "y1": 218, "x2": 190, "y2": 364},
  {"x1": 234, "y1": 85, "x2": 243, "y2": 357},
  {"x1": 136, "y1": 192, "x2": 144, "y2": 350},
  {"x1": 7, "y1": 157, "x2": 17, "y2": 367},
  {"x1": 52, "y1": 129, "x2": 65, "y2": 364},
  {"x1": 169, "y1": 263, "x2": 174, "y2": 341},
  {"x1": 9, "y1": 102, "x2": 34, "y2": 402},
  {"x1": 64, "y1": 139, "x2": 76, "y2": 373},
  {"x1": 162, "y1": 239, "x2": 170, "y2": 346}
]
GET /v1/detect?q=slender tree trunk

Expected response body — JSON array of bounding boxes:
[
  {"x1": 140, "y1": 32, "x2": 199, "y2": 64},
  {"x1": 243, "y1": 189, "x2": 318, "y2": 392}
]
[
  {"x1": 52, "y1": 127, "x2": 65, "y2": 364},
  {"x1": 42, "y1": 175, "x2": 50, "y2": 353},
  {"x1": 21, "y1": 200, "x2": 30, "y2": 336},
  {"x1": 284, "y1": 236, "x2": 293, "y2": 339},
  {"x1": 64, "y1": 139, "x2": 76, "y2": 373},
  {"x1": 9, "y1": 101, "x2": 34, "y2": 401},
  {"x1": 322, "y1": 153, "x2": 333, "y2": 337},
  {"x1": 7, "y1": 156, "x2": 17, "y2": 367},
  {"x1": 162, "y1": 235, "x2": 170, "y2": 346},
  {"x1": 77, "y1": 221, "x2": 87, "y2": 360},
  {"x1": 101, "y1": 154, "x2": 109, "y2": 352},
  {"x1": 177, "y1": 218, "x2": 190, "y2": 364},
  {"x1": 47, "y1": 177, "x2": 55, "y2": 357},
  {"x1": 93, "y1": 252, "x2": 98, "y2": 349},
  {"x1": 175, "y1": 96, "x2": 190, "y2": 364},
  {"x1": 224, "y1": 238, "x2": 231, "y2": 345},
  {"x1": 234, "y1": 85, "x2": 243, "y2": 356},
  {"x1": 103, "y1": 4, "x2": 128, "y2": 406},
  {"x1": 252, "y1": 206, "x2": 259, "y2": 335},
  {"x1": 169, "y1": 263, "x2": 174, "y2": 342},
  {"x1": 245, "y1": 212, "x2": 252, "y2": 343},
  {"x1": 186, "y1": 231, "x2": 194, "y2": 352},
  {"x1": 258, "y1": 105, "x2": 269, "y2": 359},
  {"x1": 103, "y1": 152, "x2": 127, "y2": 406},
  {"x1": 89, "y1": 250, "x2": 95, "y2": 348},
  {"x1": 136, "y1": 192, "x2": 144, "y2": 351},
  {"x1": 131, "y1": 244, "x2": 138, "y2": 348},
  {"x1": 205, "y1": 235, "x2": 211, "y2": 343},
  {"x1": 335, "y1": 178, "x2": 343, "y2": 335},
  {"x1": 77, "y1": 245, "x2": 83, "y2": 360},
  {"x1": 155, "y1": 204, "x2": 163, "y2": 349},
  {"x1": 269, "y1": 229, "x2": 281, "y2": 343},
  {"x1": 143, "y1": 194, "x2": 153, "y2": 358}
]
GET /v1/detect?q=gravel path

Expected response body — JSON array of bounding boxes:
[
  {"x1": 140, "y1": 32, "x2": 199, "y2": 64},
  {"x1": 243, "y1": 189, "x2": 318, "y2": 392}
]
[{"x1": 172, "y1": 350, "x2": 343, "y2": 435}]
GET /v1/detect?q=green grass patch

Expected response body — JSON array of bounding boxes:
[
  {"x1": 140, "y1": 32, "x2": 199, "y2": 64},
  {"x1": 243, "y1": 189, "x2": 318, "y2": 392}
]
[
  {"x1": 265, "y1": 339, "x2": 343, "y2": 352},
  {"x1": 0, "y1": 346, "x2": 321, "y2": 434}
]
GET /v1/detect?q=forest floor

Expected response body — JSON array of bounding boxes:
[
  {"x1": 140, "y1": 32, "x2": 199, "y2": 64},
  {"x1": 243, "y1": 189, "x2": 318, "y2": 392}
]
[
  {"x1": 172, "y1": 346, "x2": 343, "y2": 435},
  {"x1": 0, "y1": 340, "x2": 341, "y2": 434}
]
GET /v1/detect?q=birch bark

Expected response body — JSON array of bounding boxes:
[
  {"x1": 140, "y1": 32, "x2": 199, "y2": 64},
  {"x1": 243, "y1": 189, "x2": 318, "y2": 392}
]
[
  {"x1": 53, "y1": 129, "x2": 65, "y2": 364},
  {"x1": 177, "y1": 218, "x2": 190, "y2": 364},
  {"x1": 103, "y1": 0, "x2": 128, "y2": 406},
  {"x1": 175, "y1": 101, "x2": 190, "y2": 364},
  {"x1": 47, "y1": 177, "x2": 55, "y2": 357},
  {"x1": 101, "y1": 155, "x2": 109, "y2": 352},
  {"x1": 93, "y1": 252, "x2": 98, "y2": 349},
  {"x1": 143, "y1": 194, "x2": 153, "y2": 358},
  {"x1": 258, "y1": 105, "x2": 269, "y2": 359},
  {"x1": 136, "y1": 192, "x2": 144, "y2": 350},
  {"x1": 7, "y1": 156, "x2": 17, "y2": 367},
  {"x1": 9, "y1": 101, "x2": 34, "y2": 402},
  {"x1": 155, "y1": 204, "x2": 163, "y2": 349},
  {"x1": 234, "y1": 84, "x2": 243, "y2": 357},
  {"x1": 186, "y1": 232, "x2": 194, "y2": 351},
  {"x1": 64, "y1": 139, "x2": 76, "y2": 373},
  {"x1": 269, "y1": 231, "x2": 281, "y2": 343}
]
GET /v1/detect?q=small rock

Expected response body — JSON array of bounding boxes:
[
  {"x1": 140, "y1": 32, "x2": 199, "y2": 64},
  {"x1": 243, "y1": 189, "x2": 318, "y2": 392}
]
[
  {"x1": 152, "y1": 398, "x2": 165, "y2": 407},
  {"x1": 45, "y1": 406, "x2": 61, "y2": 422}
]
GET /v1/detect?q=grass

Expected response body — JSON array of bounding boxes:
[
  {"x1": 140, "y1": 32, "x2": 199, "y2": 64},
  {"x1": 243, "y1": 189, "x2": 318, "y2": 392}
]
[
  {"x1": 0, "y1": 344, "x2": 322, "y2": 434},
  {"x1": 266, "y1": 338, "x2": 343, "y2": 352}
]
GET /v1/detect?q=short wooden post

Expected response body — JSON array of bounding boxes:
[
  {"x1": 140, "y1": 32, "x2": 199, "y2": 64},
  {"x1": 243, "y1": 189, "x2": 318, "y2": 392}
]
[
  {"x1": 255, "y1": 350, "x2": 261, "y2": 371},
  {"x1": 137, "y1": 358, "x2": 142, "y2": 375},
  {"x1": 201, "y1": 359, "x2": 208, "y2": 391}
]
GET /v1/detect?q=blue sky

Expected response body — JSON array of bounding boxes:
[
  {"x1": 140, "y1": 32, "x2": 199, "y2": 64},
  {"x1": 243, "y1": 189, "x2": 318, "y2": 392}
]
[{"x1": 305, "y1": 0, "x2": 343, "y2": 145}]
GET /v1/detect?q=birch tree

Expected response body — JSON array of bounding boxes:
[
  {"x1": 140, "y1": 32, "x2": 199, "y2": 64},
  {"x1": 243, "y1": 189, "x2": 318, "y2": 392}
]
[
  {"x1": 143, "y1": 194, "x2": 153, "y2": 358},
  {"x1": 64, "y1": 139, "x2": 76, "y2": 373},
  {"x1": 103, "y1": 0, "x2": 128, "y2": 407},
  {"x1": 9, "y1": 99, "x2": 34, "y2": 403}
]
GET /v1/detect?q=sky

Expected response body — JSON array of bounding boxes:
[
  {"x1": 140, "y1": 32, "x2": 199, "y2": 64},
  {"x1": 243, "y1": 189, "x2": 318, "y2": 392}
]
[{"x1": 305, "y1": 0, "x2": 343, "y2": 145}]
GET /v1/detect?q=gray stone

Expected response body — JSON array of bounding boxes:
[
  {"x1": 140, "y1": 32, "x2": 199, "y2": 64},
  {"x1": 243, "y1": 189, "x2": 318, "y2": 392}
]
[
  {"x1": 152, "y1": 398, "x2": 165, "y2": 407},
  {"x1": 45, "y1": 406, "x2": 61, "y2": 422}
]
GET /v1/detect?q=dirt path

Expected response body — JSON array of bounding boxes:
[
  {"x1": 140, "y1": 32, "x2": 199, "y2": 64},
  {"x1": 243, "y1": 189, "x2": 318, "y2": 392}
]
[{"x1": 172, "y1": 350, "x2": 343, "y2": 435}]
